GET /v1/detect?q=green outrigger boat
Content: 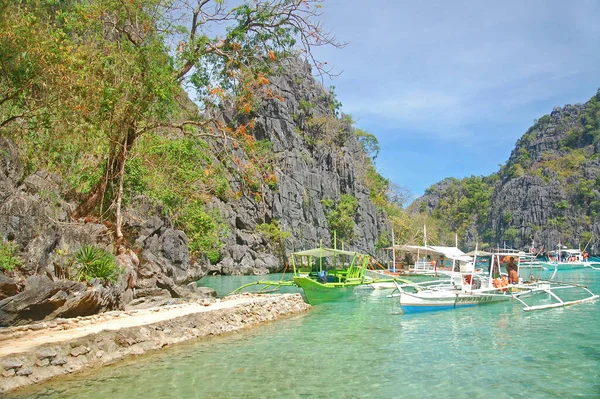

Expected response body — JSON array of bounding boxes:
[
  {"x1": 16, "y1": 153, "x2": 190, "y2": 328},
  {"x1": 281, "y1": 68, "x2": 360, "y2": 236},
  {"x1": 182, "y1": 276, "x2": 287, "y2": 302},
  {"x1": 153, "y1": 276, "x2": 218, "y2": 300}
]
[{"x1": 231, "y1": 246, "x2": 398, "y2": 305}]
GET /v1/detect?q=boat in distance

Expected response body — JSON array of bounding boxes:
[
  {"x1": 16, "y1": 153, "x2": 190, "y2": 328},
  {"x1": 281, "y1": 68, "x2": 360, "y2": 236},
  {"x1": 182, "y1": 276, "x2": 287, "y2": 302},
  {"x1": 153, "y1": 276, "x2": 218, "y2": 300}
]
[{"x1": 391, "y1": 250, "x2": 598, "y2": 313}]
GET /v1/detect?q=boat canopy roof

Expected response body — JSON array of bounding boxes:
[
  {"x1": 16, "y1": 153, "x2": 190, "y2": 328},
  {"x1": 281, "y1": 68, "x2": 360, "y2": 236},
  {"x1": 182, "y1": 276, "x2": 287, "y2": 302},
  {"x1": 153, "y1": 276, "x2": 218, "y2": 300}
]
[
  {"x1": 388, "y1": 245, "x2": 471, "y2": 261},
  {"x1": 563, "y1": 249, "x2": 581, "y2": 254},
  {"x1": 429, "y1": 246, "x2": 469, "y2": 260},
  {"x1": 389, "y1": 245, "x2": 440, "y2": 256},
  {"x1": 491, "y1": 251, "x2": 528, "y2": 257},
  {"x1": 292, "y1": 247, "x2": 362, "y2": 258},
  {"x1": 465, "y1": 249, "x2": 492, "y2": 257}
]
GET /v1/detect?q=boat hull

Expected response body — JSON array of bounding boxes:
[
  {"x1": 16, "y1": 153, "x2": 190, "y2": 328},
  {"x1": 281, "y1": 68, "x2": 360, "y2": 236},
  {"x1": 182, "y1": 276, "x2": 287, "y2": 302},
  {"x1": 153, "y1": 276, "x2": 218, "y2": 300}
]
[
  {"x1": 538, "y1": 261, "x2": 586, "y2": 270},
  {"x1": 293, "y1": 277, "x2": 365, "y2": 304},
  {"x1": 399, "y1": 290, "x2": 510, "y2": 313}
]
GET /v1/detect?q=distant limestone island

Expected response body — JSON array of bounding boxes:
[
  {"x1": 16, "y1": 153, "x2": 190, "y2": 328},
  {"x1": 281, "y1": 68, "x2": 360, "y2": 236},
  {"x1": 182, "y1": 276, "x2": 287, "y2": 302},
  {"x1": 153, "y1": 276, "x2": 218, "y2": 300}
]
[{"x1": 413, "y1": 90, "x2": 600, "y2": 255}]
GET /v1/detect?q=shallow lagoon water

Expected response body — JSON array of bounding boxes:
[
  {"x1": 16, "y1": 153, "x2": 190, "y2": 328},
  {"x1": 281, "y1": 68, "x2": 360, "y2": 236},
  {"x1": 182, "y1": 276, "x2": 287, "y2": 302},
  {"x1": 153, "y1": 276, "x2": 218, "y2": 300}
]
[{"x1": 7, "y1": 269, "x2": 600, "y2": 399}]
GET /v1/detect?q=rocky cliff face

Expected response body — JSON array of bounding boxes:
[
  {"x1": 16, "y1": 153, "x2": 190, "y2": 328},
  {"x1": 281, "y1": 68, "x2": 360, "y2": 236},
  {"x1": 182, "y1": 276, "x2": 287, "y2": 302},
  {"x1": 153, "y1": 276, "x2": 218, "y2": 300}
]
[
  {"x1": 487, "y1": 100, "x2": 600, "y2": 251},
  {"x1": 209, "y1": 60, "x2": 390, "y2": 274},
  {"x1": 416, "y1": 93, "x2": 600, "y2": 252}
]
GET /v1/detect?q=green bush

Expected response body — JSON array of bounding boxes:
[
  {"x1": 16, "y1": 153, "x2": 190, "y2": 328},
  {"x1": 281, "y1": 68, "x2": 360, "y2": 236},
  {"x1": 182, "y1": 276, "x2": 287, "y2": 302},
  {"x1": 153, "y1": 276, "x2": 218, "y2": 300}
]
[
  {"x1": 257, "y1": 220, "x2": 291, "y2": 256},
  {"x1": 554, "y1": 200, "x2": 569, "y2": 210},
  {"x1": 257, "y1": 220, "x2": 291, "y2": 244},
  {"x1": 325, "y1": 194, "x2": 358, "y2": 243},
  {"x1": 503, "y1": 227, "x2": 519, "y2": 244},
  {"x1": 74, "y1": 245, "x2": 120, "y2": 283},
  {"x1": 375, "y1": 234, "x2": 390, "y2": 250},
  {"x1": 176, "y1": 201, "x2": 226, "y2": 264},
  {"x1": 0, "y1": 241, "x2": 22, "y2": 272}
]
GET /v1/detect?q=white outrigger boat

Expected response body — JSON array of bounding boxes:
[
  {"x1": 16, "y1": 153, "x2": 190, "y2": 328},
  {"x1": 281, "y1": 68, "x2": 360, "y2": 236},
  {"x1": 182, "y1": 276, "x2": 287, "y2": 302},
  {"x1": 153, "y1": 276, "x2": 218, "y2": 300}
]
[
  {"x1": 367, "y1": 244, "x2": 474, "y2": 290},
  {"x1": 539, "y1": 248, "x2": 587, "y2": 270},
  {"x1": 391, "y1": 249, "x2": 598, "y2": 313}
]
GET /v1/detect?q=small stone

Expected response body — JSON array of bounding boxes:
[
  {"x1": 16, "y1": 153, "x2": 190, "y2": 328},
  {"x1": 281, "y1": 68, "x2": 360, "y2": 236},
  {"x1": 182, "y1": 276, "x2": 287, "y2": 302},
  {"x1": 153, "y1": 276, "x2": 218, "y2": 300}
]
[
  {"x1": 3, "y1": 359, "x2": 23, "y2": 370},
  {"x1": 16, "y1": 367, "x2": 33, "y2": 376},
  {"x1": 163, "y1": 328, "x2": 171, "y2": 335},
  {"x1": 2, "y1": 369, "x2": 16, "y2": 378},
  {"x1": 29, "y1": 324, "x2": 46, "y2": 331},
  {"x1": 50, "y1": 358, "x2": 67, "y2": 366},
  {"x1": 96, "y1": 351, "x2": 104, "y2": 359},
  {"x1": 70, "y1": 346, "x2": 90, "y2": 357},
  {"x1": 37, "y1": 348, "x2": 58, "y2": 360},
  {"x1": 35, "y1": 359, "x2": 50, "y2": 368}
]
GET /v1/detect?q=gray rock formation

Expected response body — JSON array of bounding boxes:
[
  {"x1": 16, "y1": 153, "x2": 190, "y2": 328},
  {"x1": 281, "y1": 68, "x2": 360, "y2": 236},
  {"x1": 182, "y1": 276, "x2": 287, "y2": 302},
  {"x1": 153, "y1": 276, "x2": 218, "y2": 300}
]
[
  {"x1": 485, "y1": 101, "x2": 600, "y2": 251},
  {"x1": 416, "y1": 95, "x2": 600, "y2": 252},
  {"x1": 0, "y1": 274, "x2": 18, "y2": 300},
  {"x1": 210, "y1": 59, "x2": 391, "y2": 273},
  {"x1": 0, "y1": 275, "x2": 118, "y2": 326},
  {"x1": 121, "y1": 196, "x2": 208, "y2": 298}
]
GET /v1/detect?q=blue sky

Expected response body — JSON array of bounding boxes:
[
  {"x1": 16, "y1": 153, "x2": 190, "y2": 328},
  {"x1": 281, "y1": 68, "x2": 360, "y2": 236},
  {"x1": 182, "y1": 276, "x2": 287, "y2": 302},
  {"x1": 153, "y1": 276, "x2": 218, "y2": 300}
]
[{"x1": 311, "y1": 0, "x2": 600, "y2": 200}]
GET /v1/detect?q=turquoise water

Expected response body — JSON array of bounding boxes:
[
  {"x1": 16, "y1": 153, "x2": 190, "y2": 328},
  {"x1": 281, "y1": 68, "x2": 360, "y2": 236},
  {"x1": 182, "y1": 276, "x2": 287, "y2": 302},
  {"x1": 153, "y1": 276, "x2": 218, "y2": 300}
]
[{"x1": 7, "y1": 270, "x2": 600, "y2": 399}]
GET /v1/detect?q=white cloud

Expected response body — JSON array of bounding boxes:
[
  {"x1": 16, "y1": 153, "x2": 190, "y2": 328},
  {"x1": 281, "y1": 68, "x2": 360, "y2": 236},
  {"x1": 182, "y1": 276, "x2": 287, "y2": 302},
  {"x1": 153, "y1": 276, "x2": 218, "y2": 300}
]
[{"x1": 309, "y1": 0, "x2": 600, "y2": 193}]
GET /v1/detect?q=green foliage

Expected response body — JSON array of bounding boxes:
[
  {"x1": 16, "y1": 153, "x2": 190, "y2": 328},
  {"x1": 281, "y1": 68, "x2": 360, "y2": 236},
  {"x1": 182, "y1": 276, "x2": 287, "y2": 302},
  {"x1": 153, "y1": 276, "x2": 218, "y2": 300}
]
[
  {"x1": 298, "y1": 99, "x2": 314, "y2": 113},
  {"x1": 375, "y1": 234, "x2": 390, "y2": 250},
  {"x1": 139, "y1": 134, "x2": 231, "y2": 205},
  {"x1": 324, "y1": 194, "x2": 358, "y2": 243},
  {"x1": 503, "y1": 227, "x2": 519, "y2": 244},
  {"x1": 0, "y1": 241, "x2": 22, "y2": 272},
  {"x1": 546, "y1": 217, "x2": 566, "y2": 229},
  {"x1": 505, "y1": 163, "x2": 525, "y2": 178},
  {"x1": 257, "y1": 220, "x2": 290, "y2": 257},
  {"x1": 176, "y1": 201, "x2": 227, "y2": 264},
  {"x1": 537, "y1": 114, "x2": 552, "y2": 125},
  {"x1": 364, "y1": 164, "x2": 389, "y2": 206},
  {"x1": 426, "y1": 176, "x2": 493, "y2": 239},
  {"x1": 303, "y1": 114, "x2": 353, "y2": 149},
  {"x1": 320, "y1": 199, "x2": 334, "y2": 208},
  {"x1": 123, "y1": 157, "x2": 150, "y2": 203},
  {"x1": 554, "y1": 200, "x2": 569, "y2": 210},
  {"x1": 74, "y1": 245, "x2": 120, "y2": 283},
  {"x1": 577, "y1": 179, "x2": 595, "y2": 204},
  {"x1": 580, "y1": 231, "x2": 593, "y2": 245},
  {"x1": 355, "y1": 129, "x2": 380, "y2": 160}
]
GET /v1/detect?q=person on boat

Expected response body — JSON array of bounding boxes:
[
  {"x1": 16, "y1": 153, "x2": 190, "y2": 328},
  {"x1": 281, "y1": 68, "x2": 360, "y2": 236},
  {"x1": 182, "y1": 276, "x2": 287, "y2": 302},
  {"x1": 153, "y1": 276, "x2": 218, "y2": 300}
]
[
  {"x1": 583, "y1": 251, "x2": 589, "y2": 262},
  {"x1": 506, "y1": 257, "x2": 518, "y2": 284},
  {"x1": 317, "y1": 270, "x2": 328, "y2": 283}
]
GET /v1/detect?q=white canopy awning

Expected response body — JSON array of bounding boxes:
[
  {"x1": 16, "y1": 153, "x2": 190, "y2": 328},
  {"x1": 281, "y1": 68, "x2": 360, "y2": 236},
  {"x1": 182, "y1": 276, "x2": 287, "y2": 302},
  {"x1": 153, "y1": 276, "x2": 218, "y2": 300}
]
[
  {"x1": 388, "y1": 245, "x2": 442, "y2": 256},
  {"x1": 465, "y1": 250, "x2": 492, "y2": 257},
  {"x1": 429, "y1": 246, "x2": 468, "y2": 259},
  {"x1": 387, "y1": 245, "x2": 472, "y2": 261}
]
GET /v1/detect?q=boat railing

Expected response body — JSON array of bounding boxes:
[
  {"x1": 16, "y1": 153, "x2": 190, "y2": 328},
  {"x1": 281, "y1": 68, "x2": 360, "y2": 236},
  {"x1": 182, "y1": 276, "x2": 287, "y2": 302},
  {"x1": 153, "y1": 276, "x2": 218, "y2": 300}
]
[{"x1": 410, "y1": 259, "x2": 436, "y2": 272}]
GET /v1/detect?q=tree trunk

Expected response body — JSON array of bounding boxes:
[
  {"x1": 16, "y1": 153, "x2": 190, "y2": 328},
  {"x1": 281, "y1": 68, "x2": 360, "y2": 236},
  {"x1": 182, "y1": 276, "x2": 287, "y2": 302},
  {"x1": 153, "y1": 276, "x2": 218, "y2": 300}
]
[
  {"x1": 73, "y1": 126, "x2": 137, "y2": 220},
  {"x1": 115, "y1": 138, "x2": 127, "y2": 241}
]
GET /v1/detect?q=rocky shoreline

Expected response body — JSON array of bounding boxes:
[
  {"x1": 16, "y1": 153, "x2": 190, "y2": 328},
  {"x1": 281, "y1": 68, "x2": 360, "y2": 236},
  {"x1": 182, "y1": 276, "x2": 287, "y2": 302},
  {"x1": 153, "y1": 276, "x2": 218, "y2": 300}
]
[{"x1": 0, "y1": 293, "x2": 310, "y2": 394}]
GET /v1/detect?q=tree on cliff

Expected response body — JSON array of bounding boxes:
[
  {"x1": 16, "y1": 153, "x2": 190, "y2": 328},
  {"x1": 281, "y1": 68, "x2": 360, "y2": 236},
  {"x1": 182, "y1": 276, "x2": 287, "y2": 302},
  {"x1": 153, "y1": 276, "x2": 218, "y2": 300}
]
[{"x1": 0, "y1": 0, "x2": 343, "y2": 244}]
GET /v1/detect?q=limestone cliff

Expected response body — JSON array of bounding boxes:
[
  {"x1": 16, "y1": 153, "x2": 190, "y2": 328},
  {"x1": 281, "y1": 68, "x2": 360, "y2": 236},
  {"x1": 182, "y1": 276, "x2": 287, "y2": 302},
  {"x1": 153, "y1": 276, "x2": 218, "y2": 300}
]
[
  {"x1": 415, "y1": 92, "x2": 600, "y2": 252},
  {"x1": 209, "y1": 59, "x2": 390, "y2": 274}
]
